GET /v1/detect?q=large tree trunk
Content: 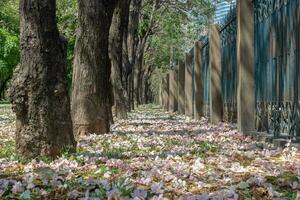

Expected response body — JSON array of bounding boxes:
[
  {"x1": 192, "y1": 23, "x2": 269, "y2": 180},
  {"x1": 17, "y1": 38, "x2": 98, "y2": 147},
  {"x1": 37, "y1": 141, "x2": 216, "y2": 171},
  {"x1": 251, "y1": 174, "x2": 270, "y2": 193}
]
[
  {"x1": 134, "y1": 42, "x2": 145, "y2": 105},
  {"x1": 122, "y1": 0, "x2": 133, "y2": 112},
  {"x1": 8, "y1": 0, "x2": 76, "y2": 158},
  {"x1": 128, "y1": 0, "x2": 141, "y2": 66},
  {"x1": 129, "y1": 73, "x2": 135, "y2": 110},
  {"x1": 109, "y1": 0, "x2": 130, "y2": 119},
  {"x1": 72, "y1": 0, "x2": 117, "y2": 136},
  {"x1": 128, "y1": 0, "x2": 142, "y2": 107},
  {"x1": 142, "y1": 65, "x2": 154, "y2": 104}
]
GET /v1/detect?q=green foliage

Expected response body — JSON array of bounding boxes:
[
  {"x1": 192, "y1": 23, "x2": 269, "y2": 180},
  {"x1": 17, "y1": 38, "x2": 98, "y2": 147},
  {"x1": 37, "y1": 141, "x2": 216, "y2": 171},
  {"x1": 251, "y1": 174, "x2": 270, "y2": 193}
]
[
  {"x1": 144, "y1": 0, "x2": 214, "y2": 100},
  {"x1": 56, "y1": 0, "x2": 78, "y2": 87},
  {"x1": 0, "y1": 0, "x2": 19, "y2": 34},
  {"x1": 0, "y1": 0, "x2": 78, "y2": 92},
  {"x1": 0, "y1": 0, "x2": 20, "y2": 97},
  {"x1": 0, "y1": 28, "x2": 19, "y2": 76}
]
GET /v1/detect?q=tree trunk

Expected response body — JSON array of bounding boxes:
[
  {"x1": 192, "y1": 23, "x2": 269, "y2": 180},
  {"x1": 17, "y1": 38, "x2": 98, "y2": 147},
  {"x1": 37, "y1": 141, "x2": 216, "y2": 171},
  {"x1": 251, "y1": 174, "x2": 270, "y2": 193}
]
[
  {"x1": 129, "y1": 73, "x2": 135, "y2": 110},
  {"x1": 0, "y1": 76, "x2": 10, "y2": 100},
  {"x1": 71, "y1": 0, "x2": 117, "y2": 136},
  {"x1": 109, "y1": 0, "x2": 130, "y2": 119},
  {"x1": 128, "y1": 0, "x2": 141, "y2": 65},
  {"x1": 8, "y1": 0, "x2": 75, "y2": 159},
  {"x1": 122, "y1": 0, "x2": 132, "y2": 112},
  {"x1": 134, "y1": 43, "x2": 145, "y2": 105},
  {"x1": 128, "y1": 0, "x2": 142, "y2": 107},
  {"x1": 143, "y1": 65, "x2": 154, "y2": 104}
]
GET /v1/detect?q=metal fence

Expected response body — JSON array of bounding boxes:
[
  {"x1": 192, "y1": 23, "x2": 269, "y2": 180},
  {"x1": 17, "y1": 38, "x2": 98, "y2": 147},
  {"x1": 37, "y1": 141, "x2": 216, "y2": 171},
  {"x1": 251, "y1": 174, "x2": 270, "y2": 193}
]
[
  {"x1": 168, "y1": 0, "x2": 300, "y2": 140},
  {"x1": 201, "y1": 37, "x2": 210, "y2": 118},
  {"x1": 220, "y1": 8, "x2": 237, "y2": 123},
  {"x1": 254, "y1": 0, "x2": 300, "y2": 140}
]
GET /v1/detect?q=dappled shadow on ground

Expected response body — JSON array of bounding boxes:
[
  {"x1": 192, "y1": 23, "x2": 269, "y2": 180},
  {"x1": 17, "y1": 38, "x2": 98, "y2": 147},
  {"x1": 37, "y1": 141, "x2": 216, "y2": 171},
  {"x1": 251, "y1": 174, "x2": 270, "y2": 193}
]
[{"x1": 0, "y1": 104, "x2": 300, "y2": 199}]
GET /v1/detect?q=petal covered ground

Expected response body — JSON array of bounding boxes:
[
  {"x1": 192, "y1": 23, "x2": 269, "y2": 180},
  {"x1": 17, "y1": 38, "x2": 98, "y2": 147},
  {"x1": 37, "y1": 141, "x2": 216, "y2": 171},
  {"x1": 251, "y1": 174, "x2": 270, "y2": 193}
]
[{"x1": 0, "y1": 104, "x2": 300, "y2": 199}]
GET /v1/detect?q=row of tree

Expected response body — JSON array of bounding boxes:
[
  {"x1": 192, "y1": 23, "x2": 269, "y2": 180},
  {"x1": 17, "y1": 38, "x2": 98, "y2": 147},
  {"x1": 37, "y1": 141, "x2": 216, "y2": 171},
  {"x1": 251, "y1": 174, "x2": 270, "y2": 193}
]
[{"x1": 4, "y1": 0, "x2": 213, "y2": 158}]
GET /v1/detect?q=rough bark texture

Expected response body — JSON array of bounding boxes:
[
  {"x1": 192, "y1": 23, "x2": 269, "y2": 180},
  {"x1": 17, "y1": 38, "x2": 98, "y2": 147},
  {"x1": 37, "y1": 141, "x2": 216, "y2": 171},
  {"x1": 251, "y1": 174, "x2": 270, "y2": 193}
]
[
  {"x1": 71, "y1": 0, "x2": 117, "y2": 136},
  {"x1": 128, "y1": 0, "x2": 142, "y2": 106},
  {"x1": 128, "y1": 0, "x2": 141, "y2": 67},
  {"x1": 121, "y1": 0, "x2": 132, "y2": 111},
  {"x1": 8, "y1": 0, "x2": 76, "y2": 158},
  {"x1": 142, "y1": 65, "x2": 154, "y2": 104},
  {"x1": 109, "y1": 0, "x2": 130, "y2": 119},
  {"x1": 134, "y1": 48, "x2": 144, "y2": 105}
]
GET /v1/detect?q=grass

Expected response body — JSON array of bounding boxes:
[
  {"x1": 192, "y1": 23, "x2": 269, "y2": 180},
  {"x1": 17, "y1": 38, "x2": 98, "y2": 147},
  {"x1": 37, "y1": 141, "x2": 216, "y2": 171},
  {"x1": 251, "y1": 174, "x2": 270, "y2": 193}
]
[{"x1": 0, "y1": 140, "x2": 15, "y2": 158}]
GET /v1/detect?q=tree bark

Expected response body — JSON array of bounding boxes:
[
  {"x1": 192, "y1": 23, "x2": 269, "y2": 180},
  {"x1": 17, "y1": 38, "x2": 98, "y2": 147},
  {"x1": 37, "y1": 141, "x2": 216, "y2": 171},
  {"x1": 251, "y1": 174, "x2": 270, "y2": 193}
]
[
  {"x1": 8, "y1": 0, "x2": 76, "y2": 158},
  {"x1": 134, "y1": 47, "x2": 144, "y2": 105},
  {"x1": 71, "y1": 0, "x2": 117, "y2": 136},
  {"x1": 0, "y1": 76, "x2": 10, "y2": 100},
  {"x1": 128, "y1": 0, "x2": 142, "y2": 107},
  {"x1": 109, "y1": 0, "x2": 130, "y2": 119},
  {"x1": 128, "y1": 0, "x2": 142, "y2": 66},
  {"x1": 122, "y1": 0, "x2": 132, "y2": 99}
]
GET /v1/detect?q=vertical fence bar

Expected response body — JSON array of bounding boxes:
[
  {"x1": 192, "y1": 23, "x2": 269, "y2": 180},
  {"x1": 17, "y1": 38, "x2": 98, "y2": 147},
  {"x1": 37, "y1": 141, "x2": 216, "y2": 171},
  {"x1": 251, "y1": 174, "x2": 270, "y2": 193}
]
[
  {"x1": 237, "y1": 0, "x2": 255, "y2": 133},
  {"x1": 194, "y1": 41, "x2": 204, "y2": 119},
  {"x1": 185, "y1": 52, "x2": 193, "y2": 117},
  {"x1": 209, "y1": 24, "x2": 223, "y2": 124}
]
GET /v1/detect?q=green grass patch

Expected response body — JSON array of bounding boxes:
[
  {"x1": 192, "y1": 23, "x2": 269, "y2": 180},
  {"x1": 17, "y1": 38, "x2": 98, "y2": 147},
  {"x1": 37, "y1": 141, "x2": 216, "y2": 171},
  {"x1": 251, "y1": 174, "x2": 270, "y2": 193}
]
[
  {"x1": 279, "y1": 188, "x2": 297, "y2": 200},
  {"x1": 0, "y1": 140, "x2": 15, "y2": 158},
  {"x1": 192, "y1": 142, "x2": 220, "y2": 157}
]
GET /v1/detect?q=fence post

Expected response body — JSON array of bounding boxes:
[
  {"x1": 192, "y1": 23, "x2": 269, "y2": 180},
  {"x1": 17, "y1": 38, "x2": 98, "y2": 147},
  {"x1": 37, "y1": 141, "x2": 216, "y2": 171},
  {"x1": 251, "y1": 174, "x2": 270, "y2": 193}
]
[
  {"x1": 169, "y1": 68, "x2": 178, "y2": 112},
  {"x1": 161, "y1": 77, "x2": 165, "y2": 109},
  {"x1": 178, "y1": 61, "x2": 185, "y2": 114},
  {"x1": 209, "y1": 24, "x2": 223, "y2": 124},
  {"x1": 162, "y1": 75, "x2": 168, "y2": 110},
  {"x1": 237, "y1": 0, "x2": 255, "y2": 133},
  {"x1": 165, "y1": 74, "x2": 170, "y2": 110},
  {"x1": 169, "y1": 71, "x2": 174, "y2": 111},
  {"x1": 194, "y1": 41, "x2": 204, "y2": 120},
  {"x1": 174, "y1": 66, "x2": 179, "y2": 112},
  {"x1": 159, "y1": 80, "x2": 163, "y2": 106},
  {"x1": 185, "y1": 52, "x2": 193, "y2": 117}
]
